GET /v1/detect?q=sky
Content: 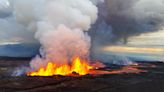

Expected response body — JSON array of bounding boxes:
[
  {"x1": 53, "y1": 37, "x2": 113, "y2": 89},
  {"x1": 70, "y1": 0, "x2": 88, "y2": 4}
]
[
  {"x1": 102, "y1": 29, "x2": 164, "y2": 62},
  {"x1": 127, "y1": 29, "x2": 164, "y2": 47},
  {"x1": 0, "y1": 0, "x2": 37, "y2": 45},
  {"x1": 0, "y1": 0, "x2": 163, "y2": 46},
  {"x1": 0, "y1": 0, "x2": 163, "y2": 62}
]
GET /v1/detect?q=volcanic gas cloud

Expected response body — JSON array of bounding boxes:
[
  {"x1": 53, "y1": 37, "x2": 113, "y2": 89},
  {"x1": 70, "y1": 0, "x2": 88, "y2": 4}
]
[{"x1": 11, "y1": 0, "x2": 100, "y2": 76}]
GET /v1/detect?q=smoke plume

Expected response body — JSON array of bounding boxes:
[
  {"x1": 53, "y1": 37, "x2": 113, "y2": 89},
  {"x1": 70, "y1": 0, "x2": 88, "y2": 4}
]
[
  {"x1": 91, "y1": 0, "x2": 164, "y2": 45},
  {"x1": 9, "y1": 0, "x2": 98, "y2": 70},
  {"x1": 89, "y1": 0, "x2": 164, "y2": 64}
]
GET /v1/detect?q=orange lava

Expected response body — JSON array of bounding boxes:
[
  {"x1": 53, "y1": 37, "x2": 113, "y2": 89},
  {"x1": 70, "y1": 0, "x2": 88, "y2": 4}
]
[
  {"x1": 27, "y1": 57, "x2": 93, "y2": 76},
  {"x1": 27, "y1": 56, "x2": 148, "y2": 77},
  {"x1": 89, "y1": 65, "x2": 146, "y2": 75}
]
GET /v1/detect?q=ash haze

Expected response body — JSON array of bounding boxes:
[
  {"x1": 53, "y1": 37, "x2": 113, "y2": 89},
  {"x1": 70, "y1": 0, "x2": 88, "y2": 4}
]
[{"x1": 0, "y1": 0, "x2": 164, "y2": 65}]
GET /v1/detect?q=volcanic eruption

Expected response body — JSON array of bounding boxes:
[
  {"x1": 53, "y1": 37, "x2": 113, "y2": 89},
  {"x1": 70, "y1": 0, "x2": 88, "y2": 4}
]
[
  {"x1": 1, "y1": 1, "x2": 164, "y2": 92},
  {"x1": 6, "y1": 0, "x2": 164, "y2": 77},
  {"x1": 10, "y1": 0, "x2": 99, "y2": 76},
  {"x1": 27, "y1": 56, "x2": 93, "y2": 76}
]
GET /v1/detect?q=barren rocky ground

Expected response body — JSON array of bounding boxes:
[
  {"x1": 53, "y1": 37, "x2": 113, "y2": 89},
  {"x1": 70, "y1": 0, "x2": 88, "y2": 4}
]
[{"x1": 0, "y1": 58, "x2": 164, "y2": 92}]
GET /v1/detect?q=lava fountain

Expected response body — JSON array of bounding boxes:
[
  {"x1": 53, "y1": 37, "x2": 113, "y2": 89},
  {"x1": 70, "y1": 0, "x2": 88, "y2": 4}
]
[
  {"x1": 27, "y1": 56, "x2": 146, "y2": 77},
  {"x1": 27, "y1": 56, "x2": 93, "y2": 76}
]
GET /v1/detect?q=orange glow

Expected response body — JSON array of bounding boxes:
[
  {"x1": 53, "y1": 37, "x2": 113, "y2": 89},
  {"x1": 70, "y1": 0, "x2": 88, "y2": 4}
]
[
  {"x1": 27, "y1": 57, "x2": 93, "y2": 76},
  {"x1": 103, "y1": 46, "x2": 164, "y2": 54},
  {"x1": 89, "y1": 65, "x2": 146, "y2": 75}
]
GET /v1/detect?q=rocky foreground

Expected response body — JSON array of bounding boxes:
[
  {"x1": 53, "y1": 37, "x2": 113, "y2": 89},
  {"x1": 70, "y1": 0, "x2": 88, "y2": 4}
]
[{"x1": 0, "y1": 58, "x2": 164, "y2": 92}]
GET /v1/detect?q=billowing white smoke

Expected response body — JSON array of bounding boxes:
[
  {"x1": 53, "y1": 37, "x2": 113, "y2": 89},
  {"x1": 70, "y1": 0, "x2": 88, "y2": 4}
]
[{"x1": 11, "y1": 0, "x2": 98, "y2": 70}]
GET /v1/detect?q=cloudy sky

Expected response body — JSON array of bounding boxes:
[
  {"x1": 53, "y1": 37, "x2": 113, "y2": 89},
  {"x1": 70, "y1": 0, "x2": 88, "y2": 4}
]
[
  {"x1": 127, "y1": 29, "x2": 164, "y2": 47},
  {"x1": 0, "y1": 0, "x2": 37, "y2": 45},
  {"x1": 0, "y1": 0, "x2": 163, "y2": 61},
  {"x1": 0, "y1": 0, "x2": 163, "y2": 46}
]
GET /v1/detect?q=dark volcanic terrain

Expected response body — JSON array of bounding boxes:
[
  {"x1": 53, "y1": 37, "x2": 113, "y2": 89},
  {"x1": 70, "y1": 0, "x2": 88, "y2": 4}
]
[{"x1": 0, "y1": 58, "x2": 164, "y2": 92}]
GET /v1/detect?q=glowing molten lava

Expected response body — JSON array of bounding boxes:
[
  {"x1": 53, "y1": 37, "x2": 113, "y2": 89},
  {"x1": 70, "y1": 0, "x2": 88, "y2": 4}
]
[{"x1": 27, "y1": 57, "x2": 93, "y2": 76}]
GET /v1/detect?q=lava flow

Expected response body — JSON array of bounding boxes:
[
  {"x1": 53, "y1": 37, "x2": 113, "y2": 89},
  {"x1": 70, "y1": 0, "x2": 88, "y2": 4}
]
[
  {"x1": 27, "y1": 57, "x2": 93, "y2": 76},
  {"x1": 27, "y1": 57, "x2": 147, "y2": 77}
]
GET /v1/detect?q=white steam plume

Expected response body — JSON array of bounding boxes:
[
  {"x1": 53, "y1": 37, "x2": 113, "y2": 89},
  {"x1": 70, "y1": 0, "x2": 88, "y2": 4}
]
[{"x1": 11, "y1": 0, "x2": 98, "y2": 70}]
